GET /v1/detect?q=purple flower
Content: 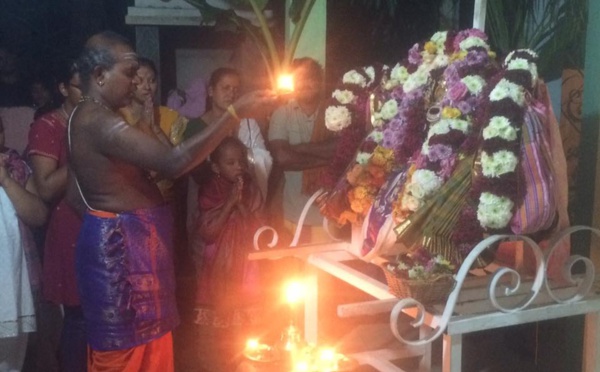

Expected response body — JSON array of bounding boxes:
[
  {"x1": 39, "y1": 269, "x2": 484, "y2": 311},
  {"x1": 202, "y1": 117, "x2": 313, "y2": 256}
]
[
  {"x1": 438, "y1": 155, "x2": 457, "y2": 179},
  {"x1": 408, "y1": 43, "x2": 422, "y2": 65},
  {"x1": 427, "y1": 144, "x2": 453, "y2": 162},
  {"x1": 457, "y1": 100, "x2": 473, "y2": 114},
  {"x1": 465, "y1": 50, "x2": 488, "y2": 67}
]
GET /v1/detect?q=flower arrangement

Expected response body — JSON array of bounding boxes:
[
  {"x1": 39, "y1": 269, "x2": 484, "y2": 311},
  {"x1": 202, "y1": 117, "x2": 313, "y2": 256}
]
[
  {"x1": 321, "y1": 65, "x2": 387, "y2": 190},
  {"x1": 385, "y1": 248, "x2": 456, "y2": 281},
  {"x1": 392, "y1": 29, "x2": 497, "y2": 223},
  {"x1": 320, "y1": 29, "x2": 544, "y2": 270}
]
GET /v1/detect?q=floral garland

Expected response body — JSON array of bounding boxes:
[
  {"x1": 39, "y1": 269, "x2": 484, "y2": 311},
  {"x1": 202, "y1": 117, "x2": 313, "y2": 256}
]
[
  {"x1": 321, "y1": 65, "x2": 386, "y2": 190},
  {"x1": 451, "y1": 49, "x2": 539, "y2": 255},
  {"x1": 476, "y1": 49, "x2": 539, "y2": 229},
  {"x1": 392, "y1": 29, "x2": 497, "y2": 222}
]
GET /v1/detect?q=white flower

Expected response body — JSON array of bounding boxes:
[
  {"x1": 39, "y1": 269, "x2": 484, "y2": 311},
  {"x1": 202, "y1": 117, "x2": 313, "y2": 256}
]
[
  {"x1": 356, "y1": 152, "x2": 372, "y2": 165},
  {"x1": 505, "y1": 49, "x2": 538, "y2": 64},
  {"x1": 384, "y1": 64, "x2": 410, "y2": 90},
  {"x1": 401, "y1": 193, "x2": 421, "y2": 212},
  {"x1": 367, "y1": 131, "x2": 384, "y2": 144},
  {"x1": 411, "y1": 169, "x2": 443, "y2": 197},
  {"x1": 325, "y1": 105, "x2": 352, "y2": 131},
  {"x1": 403, "y1": 66, "x2": 429, "y2": 92},
  {"x1": 430, "y1": 31, "x2": 448, "y2": 51},
  {"x1": 483, "y1": 116, "x2": 518, "y2": 141},
  {"x1": 489, "y1": 79, "x2": 526, "y2": 106},
  {"x1": 449, "y1": 118, "x2": 471, "y2": 134},
  {"x1": 427, "y1": 119, "x2": 470, "y2": 138},
  {"x1": 481, "y1": 150, "x2": 519, "y2": 177},
  {"x1": 379, "y1": 99, "x2": 399, "y2": 121},
  {"x1": 371, "y1": 113, "x2": 384, "y2": 128},
  {"x1": 433, "y1": 54, "x2": 450, "y2": 69},
  {"x1": 477, "y1": 192, "x2": 514, "y2": 229},
  {"x1": 332, "y1": 89, "x2": 356, "y2": 105},
  {"x1": 342, "y1": 70, "x2": 367, "y2": 87},
  {"x1": 529, "y1": 63, "x2": 539, "y2": 86},
  {"x1": 506, "y1": 58, "x2": 529, "y2": 71},
  {"x1": 459, "y1": 36, "x2": 490, "y2": 51},
  {"x1": 461, "y1": 75, "x2": 486, "y2": 96},
  {"x1": 408, "y1": 265, "x2": 425, "y2": 279},
  {"x1": 390, "y1": 64, "x2": 409, "y2": 83},
  {"x1": 364, "y1": 66, "x2": 376, "y2": 84}
]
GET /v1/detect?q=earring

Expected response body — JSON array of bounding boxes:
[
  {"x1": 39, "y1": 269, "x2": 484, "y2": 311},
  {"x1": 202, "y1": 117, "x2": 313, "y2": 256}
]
[{"x1": 98, "y1": 81, "x2": 104, "y2": 86}]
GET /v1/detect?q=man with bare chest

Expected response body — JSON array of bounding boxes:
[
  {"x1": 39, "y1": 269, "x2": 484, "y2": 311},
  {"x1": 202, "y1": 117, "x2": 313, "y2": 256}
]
[{"x1": 68, "y1": 31, "x2": 276, "y2": 371}]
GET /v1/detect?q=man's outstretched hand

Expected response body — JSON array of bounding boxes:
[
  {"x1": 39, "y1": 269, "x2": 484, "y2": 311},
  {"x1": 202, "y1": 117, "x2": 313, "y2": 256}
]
[{"x1": 232, "y1": 90, "x2": 279, "y2": 119}]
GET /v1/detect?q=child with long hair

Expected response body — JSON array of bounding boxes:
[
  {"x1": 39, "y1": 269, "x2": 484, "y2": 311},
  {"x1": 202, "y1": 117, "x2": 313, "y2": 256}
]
[{"x1": 193, "y1": 136, "x2": 264, "y2": 371}]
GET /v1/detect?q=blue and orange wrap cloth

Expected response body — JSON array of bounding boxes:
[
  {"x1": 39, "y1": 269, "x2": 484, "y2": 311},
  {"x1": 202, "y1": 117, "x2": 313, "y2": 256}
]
[{"x1": 76, "y1": 204, "x2": 179, "y2": 351}]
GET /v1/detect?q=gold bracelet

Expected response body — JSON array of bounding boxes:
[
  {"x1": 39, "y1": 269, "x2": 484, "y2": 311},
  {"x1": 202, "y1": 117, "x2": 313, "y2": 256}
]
[{"x1": 227, "y1": 104, "x2": 241, "y2": 122}]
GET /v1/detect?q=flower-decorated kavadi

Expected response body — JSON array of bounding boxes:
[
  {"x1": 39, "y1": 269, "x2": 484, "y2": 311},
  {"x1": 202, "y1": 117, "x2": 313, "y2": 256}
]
[{"x1": 318, "y1": 29, "x2": 559, "y2": 273}]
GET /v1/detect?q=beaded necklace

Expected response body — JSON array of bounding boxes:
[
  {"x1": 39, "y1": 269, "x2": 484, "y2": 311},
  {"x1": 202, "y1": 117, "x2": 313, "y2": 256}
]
[{"x1": 79, "y1": 95, "x2": 113, "y2": 112}]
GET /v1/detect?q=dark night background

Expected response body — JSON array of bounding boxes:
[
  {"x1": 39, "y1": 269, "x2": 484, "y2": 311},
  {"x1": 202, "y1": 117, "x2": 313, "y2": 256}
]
[{"x1": 0, "y1": 0, "x2": 475, "y2": 101}]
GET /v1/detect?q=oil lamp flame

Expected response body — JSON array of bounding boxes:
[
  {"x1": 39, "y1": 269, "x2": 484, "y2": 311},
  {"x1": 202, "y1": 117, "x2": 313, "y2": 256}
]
[
  {"x1": 277, "y1": 74, "x2": 294, "y2": 94},
  {"x1": 284, "y1": 281, "x2": 305, "y2": 304}
]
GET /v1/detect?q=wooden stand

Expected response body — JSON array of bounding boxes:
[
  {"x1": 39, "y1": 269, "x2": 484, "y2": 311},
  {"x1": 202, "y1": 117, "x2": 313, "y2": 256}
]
[{"x1": 248, "y1": 226, "x2": 600, "y2": 371}]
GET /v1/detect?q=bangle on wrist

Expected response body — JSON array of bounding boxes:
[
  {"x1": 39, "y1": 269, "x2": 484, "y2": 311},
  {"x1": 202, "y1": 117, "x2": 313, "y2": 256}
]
[{"x1": 227, "y1": 104, "x2": 241, "y2": 122}]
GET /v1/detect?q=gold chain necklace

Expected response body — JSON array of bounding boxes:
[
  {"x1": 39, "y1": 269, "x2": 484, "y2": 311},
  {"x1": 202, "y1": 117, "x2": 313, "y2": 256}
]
[{"x1": 79, "y1": 95, "x2": 113, "y2": 112}]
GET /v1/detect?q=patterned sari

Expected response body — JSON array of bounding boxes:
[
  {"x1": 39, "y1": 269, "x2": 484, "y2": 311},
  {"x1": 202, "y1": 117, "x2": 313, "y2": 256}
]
[{"x1": 193, "y1": 172, "x2": 264, "y2": 328}]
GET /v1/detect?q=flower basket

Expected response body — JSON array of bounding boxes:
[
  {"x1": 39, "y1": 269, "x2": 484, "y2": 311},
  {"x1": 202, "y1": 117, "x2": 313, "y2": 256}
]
[{"x1": 382, "y1": 266, "x2": 455, "y2": 304}]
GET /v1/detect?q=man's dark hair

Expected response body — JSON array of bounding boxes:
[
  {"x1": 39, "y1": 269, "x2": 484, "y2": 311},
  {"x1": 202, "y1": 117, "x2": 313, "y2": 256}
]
[
  {"x1": 291, "y1": 57, "x2": 323, "y2": 82},
  {"x1": 77, "y1": 31, "x2": 133, "y2": 91}
]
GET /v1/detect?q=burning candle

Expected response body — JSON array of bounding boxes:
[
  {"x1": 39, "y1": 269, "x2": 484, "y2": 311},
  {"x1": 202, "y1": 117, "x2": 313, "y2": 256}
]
[
  {"x1": 277, "y1": 74, "x2": 294, "y2": 94},
  {"x1": 284, "y1": 280, "x2": 305, "y2": 304}
]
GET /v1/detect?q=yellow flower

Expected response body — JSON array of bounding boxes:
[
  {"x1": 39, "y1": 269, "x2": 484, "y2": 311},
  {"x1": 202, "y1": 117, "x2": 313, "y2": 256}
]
[
  {"x1": 371, "y1": 146, "x2": 394, "y2": 167},
  {"x1": 442, "y1": 106, "x2": 462, "y2": 119},
  {"x1": 346, "y1": 164, "x2": 364, "y2": 185},
  {"x1": 450, "y1": 51, "x2": 467, "y2": 61},
  {"x1": 424, "y1": 41, "x2": 437, "y2": 54},
  {"x1": 353, "y1": 186, "x2": 369, "y2": 200}
]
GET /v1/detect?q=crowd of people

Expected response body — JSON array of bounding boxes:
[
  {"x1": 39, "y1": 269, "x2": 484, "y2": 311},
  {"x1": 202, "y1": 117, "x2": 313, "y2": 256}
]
[{"x1": 0, "y1": 30, "x2": 337, "y2": 372}]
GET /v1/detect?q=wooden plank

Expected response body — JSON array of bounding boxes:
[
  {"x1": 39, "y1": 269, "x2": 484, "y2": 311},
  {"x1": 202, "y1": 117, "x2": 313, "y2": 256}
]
[
  {"x1": 583, "y1": 311, "x2": 600, "y2": 372},
  {"x1": 338, "y1": 298, "x2": 398, "y2": 318},
  {"x1": 349, "y1": 347, "x2": 426, "y2": 372},
  {"x1": 443, "y1": 333, "x2": 462, "y2": 372},
  {"x1": 247, "y1": 241, "x2": 348, "y2": 260},
  {"x1": 446, "y1": 296, "x2": 600, "y2": 335},
  {"x1": 307, "y1": 253, "x2": 393, "y2": 300}
]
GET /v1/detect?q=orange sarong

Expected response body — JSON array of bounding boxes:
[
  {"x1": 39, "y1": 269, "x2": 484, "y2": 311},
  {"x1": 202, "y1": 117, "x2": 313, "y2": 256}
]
[{"x1": 87, "y1": 332, "x2": 174, "y2": 372}]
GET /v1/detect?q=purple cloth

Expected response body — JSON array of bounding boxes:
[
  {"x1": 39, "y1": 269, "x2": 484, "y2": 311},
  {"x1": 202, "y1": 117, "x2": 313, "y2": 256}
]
[
  {"x1": 166, "y1": 78, "x2": 207, "y2": 119},
  {"x1": 76, "y1": 204, "x2": 179, "y2": 351}
]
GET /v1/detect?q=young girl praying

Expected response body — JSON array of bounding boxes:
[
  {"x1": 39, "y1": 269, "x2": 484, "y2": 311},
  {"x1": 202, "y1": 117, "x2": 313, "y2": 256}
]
[
  {"x1": 193, "y1": 137, "x2": 264, "y2": 370},
  {"x1": 191, "y1": 137, "x2": 263, "y2": 371}
]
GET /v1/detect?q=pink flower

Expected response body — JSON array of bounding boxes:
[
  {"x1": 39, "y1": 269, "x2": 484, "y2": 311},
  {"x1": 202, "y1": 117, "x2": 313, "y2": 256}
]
[{"x1": 448, "y1": 81, "x2": 468, "y2": 101}]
